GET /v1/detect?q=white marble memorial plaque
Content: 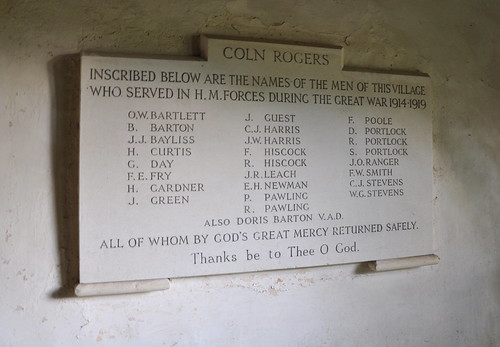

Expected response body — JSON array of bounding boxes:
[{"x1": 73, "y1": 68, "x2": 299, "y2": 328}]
[{"x1": 79, "y1": 36, "x2": 433, "y2": 284}]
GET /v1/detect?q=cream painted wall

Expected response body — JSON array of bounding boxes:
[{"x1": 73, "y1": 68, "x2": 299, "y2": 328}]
[{"x1": 1, "y1": 1, "x2": 499, "y2": 346}]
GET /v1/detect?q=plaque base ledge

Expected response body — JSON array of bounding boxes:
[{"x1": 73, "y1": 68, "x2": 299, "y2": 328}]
[
  {"x1": 75, "y1": 278, "x2": 170, "y2": 297},
  {"x1": 367, "y1": 254, "x2": 439, "y2": 272}
]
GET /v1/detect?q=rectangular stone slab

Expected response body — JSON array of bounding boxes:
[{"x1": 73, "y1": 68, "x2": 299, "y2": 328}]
[{"x1": 79, "y1": 36, "x2": 433, "y2": 284}]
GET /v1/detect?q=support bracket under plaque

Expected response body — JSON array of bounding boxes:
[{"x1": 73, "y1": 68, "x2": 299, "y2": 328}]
[
  {"x1": 367, "y1": 254, "x2": 440, "y2": 271},
  {"x1": 75, "y1": 278, "x2": 170, "y2": 297},
  {"x1": 77, "y1": 35, "x2": 436, "y2": 294}
]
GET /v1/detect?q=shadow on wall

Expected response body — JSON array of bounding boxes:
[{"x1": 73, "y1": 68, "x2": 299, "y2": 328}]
[{"x1": 49, "y1": 54, "x2": 81, "y2": 298}]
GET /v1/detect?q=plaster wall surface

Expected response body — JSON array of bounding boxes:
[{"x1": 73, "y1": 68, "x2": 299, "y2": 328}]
[{"x1": 1, "y1": 1, "x2": 499, "y2": 346}]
